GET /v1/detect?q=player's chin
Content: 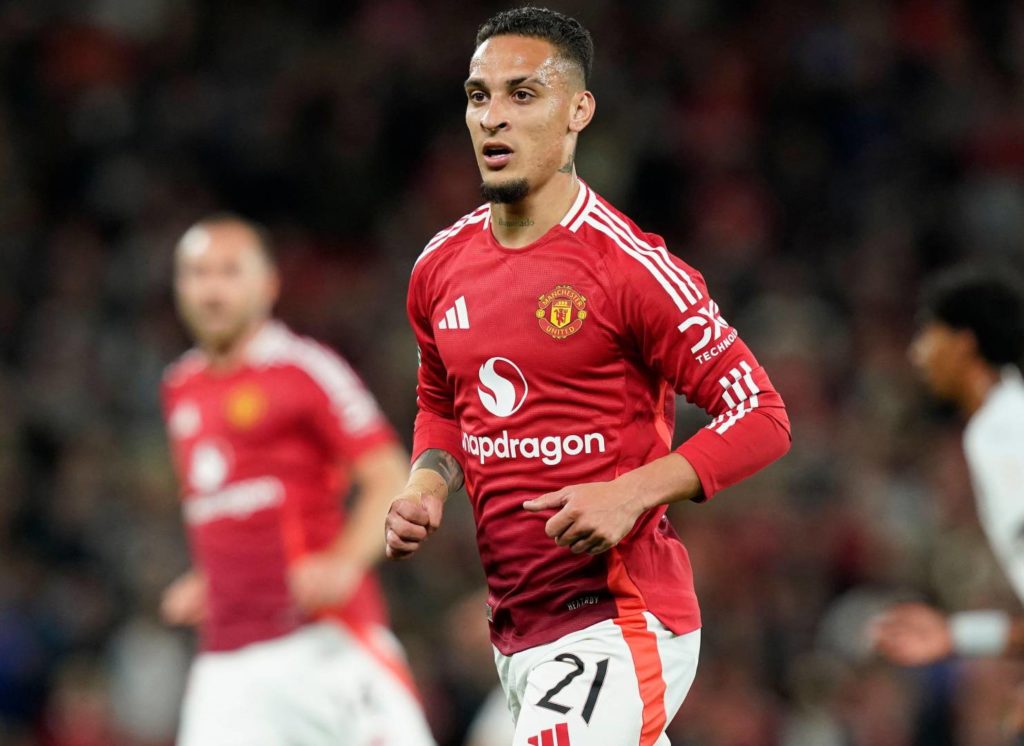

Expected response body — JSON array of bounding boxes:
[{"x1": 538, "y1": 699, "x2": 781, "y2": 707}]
[
  {"x1": 196, "y1": 321, "x2": 245, "y2": 348},
  {"x1": 479, "y1": 175, "x2": 530, "y2": 204},
  {"x1": 478, "y1": 166, "x2": 516, "y2": 186}
]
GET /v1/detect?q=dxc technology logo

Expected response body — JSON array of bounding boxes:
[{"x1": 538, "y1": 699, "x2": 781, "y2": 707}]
[{"x1": 477, "y1": 357, "x2": 528, "y2": 418}]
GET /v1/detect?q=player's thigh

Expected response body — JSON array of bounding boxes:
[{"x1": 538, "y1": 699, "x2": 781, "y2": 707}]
[
  {"x1": 319, "y1": 625, "x2": 436, "y2": 746},
  {"x1": 181, "y1": 627, "x2": 363, "y2": 746},
  {"x1": 349, "y1": 657, "x2": 436, "y2": 746},
  {"x1": 653, "y1": 617, "x2": 700, "y2": 727},
  {"x1": 512, "y1": 624, "x2": 641, "y2": 746},
  {"x1": 494, "y1": 643, "x2": 522, "y2": 725},
  {"x1": 466, "y1": 686, "x2": 517, "y2": 746},
  {"x1": 177, "y1": 653, "x2": 276, "y2": 746},
  {"x1": 512, "y1": 616, "x2": 699, "y2": 746}
]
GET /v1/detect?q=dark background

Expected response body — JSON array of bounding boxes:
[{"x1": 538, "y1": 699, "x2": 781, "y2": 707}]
[{"x1": 2, "y1": 0, "x2": 1024, "y2": 744}]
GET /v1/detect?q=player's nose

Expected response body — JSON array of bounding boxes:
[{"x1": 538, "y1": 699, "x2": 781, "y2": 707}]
[
  {"x1": 479, "y1": 101, "x2": 509, "y2": 132},
  {"x1": 197, "y1": 285, "x2": 228, "y2": 307}
]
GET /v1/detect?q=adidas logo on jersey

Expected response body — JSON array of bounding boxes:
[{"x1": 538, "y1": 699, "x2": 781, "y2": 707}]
[
  {"x1": 438, "y1": 296, "x2": 470, "y2": 330},
  {"x1": 707, "y1": 360, "x2": 761, "y2": 435},
  {"x1": 528, "y1": 723, "x2": 571, "y2": 746}
]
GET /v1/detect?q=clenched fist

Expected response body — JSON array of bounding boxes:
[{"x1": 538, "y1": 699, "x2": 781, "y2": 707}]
[{"x1": 385, "y1": 491, "x2": 444, "y2": 560}]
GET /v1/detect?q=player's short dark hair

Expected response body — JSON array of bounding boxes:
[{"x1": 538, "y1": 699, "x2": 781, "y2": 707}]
[
  {"x1": 476, "y1": 7, "x2": 594, "y2": 87},
  {"x1": 198, "y1": 212, "x2": 277, "y2": 267},
  {"x1": 920, "y1": 266, "x2": 1024, "y2": 367}
]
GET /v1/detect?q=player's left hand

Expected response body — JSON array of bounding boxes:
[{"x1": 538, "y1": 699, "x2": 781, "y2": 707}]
[
  {"x1": 289, "y1": 550, "x2": 363, "y2": 613},
  {"x1": 523, "y1": 482, "x2": 645, "y2": 555}
]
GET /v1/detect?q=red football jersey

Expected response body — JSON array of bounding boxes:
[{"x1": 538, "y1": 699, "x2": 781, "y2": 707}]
[
  {"x1": 162, "y1": 321, "x2": 397, "y2": 652},
  {"x1": 409, "y1": 181, "x2": 791, "y2": 655}
]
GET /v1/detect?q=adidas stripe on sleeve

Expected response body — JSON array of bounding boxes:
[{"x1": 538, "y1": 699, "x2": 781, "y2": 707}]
[{"x1": 605, "y1": 219, "x2": 790, "y2": 500}]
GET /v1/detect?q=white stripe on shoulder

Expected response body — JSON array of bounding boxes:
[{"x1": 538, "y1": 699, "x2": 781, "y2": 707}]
[
  {"x1": 569, "y1": 186, "x2": 593, "y2": 233},
  {"x1": 591, "y1": 202, "x2": 702, "y2": 305},
  {"x1": 560, "y1": 181, "x2": 591, "y2": 228},
  {"x1": 416, "y1": 204, "x2": 490, "y2": 267},
  {"x1": 245, "y1": 321, "x2": 292, "y2": 362},
  {"x1": 255, "y1": 327, "x2": 383, "y2": 435},
  {"x1": 585, "y1": 212, "x2": 693, "y2": 315},
  {"x1": 425, "y1": 204, "x2": 489, "y2": 251}
]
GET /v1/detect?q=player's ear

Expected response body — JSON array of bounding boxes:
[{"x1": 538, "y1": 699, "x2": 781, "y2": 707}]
[
  {"x1": 569, "y1": 90, "x2": 595, "y2": 134},
  {"x1": 960, "y1": 328, "x2": 981, "y2": 359},
  {"x1": 265, "y1": 268, "x2": 281, "y2": 307},
  {"x1": 947, "y1": 327, "x2": 978, "y2": 366}
]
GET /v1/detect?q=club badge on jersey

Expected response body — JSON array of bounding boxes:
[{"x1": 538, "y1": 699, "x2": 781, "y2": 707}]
[
  {"x1": 536, "y1": 284, "x2": 588, "y2": 340},
  {"x1": 225, "y1": 383, "x2": 267, "y2": 430}
]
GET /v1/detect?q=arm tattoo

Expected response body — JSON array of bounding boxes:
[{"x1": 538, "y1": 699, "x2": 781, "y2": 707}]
[
  {"x1": 413, "y1": 449, "x2": 464, "y2": 494},
  {"x1": 558, "y1": 152, "x2": 575, "y2": 173}
]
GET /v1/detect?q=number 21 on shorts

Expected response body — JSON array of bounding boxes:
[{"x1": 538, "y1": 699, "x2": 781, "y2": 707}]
[
  {"x1": 525, "y1": 653, "x2": 609, "y2": 744},
  {"x1": 535, "y1": 653, "x2": 608, "y2": 724}
]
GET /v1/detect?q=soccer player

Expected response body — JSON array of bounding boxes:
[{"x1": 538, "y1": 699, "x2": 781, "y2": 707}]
[
  {"x1": 161, "y1": 215, "x2": 435, "y2": 746},
  {"x1": 385, "y1": 8, "x2": 791, "y2": 744},
  {"x1": 872, "y1": 269, "x2": 1024, "y2": 666}
]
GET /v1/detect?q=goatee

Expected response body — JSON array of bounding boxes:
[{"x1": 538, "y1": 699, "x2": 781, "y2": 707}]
[{"x1": 481, "y1": 178, "x2": 529, "y2": 204}]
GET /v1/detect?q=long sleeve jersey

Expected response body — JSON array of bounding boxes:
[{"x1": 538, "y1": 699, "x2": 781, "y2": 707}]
[
  {"x1": 162, "y1": 321, "x2": 397, "y2": 651},
  {"x1": 408, "y1": 181, "x2": 791, "y2": 654}
]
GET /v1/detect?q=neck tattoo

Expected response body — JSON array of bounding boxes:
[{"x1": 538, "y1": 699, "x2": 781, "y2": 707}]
[
  {"x1": 558, "y1": 153, "x2": 575, "y2": 174},
  {"x1": 495, "y1": 216, "x2": 535, "y2": 228}
]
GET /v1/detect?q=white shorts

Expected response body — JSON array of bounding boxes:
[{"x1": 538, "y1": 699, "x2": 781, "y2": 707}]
[
  {"x1": 494, "y1": 613, "x2": 699, "y2": 746},
  {"x1": 178, "y1": 622, "x2": 435, "y2": 746}
]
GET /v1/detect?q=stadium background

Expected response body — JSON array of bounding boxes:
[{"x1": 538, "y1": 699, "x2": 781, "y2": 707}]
[{"x1": 2, "y1": 0, "x2": 1024, "y2": 744}]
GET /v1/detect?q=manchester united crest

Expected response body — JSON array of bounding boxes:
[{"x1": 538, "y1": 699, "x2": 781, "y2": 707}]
[
  {"x1": 536, "y1": 284, "x2": 587, "y2": 340},
  {"x1": 225, "y1": 384, "x2": 267, "y2": 430}
]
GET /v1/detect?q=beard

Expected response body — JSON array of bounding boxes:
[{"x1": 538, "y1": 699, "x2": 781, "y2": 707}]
[{"x1": 480, "y1": 178, "x2": 529, "y2": 204}]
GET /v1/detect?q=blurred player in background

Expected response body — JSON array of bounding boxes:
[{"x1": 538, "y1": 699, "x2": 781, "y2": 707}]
[
  {"x1": 386, "y1": 7, "x2": 790, "y2": 745},
  {"x1": 161, "y1": 215, "x2": 435, "y2": 746},
  {"x1": 872, "y1": 269, "x2": 1024, "y2": 733}
]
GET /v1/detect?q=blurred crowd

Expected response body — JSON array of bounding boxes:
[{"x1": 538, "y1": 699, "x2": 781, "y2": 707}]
[{"x1": 2, "y1": 0, "x2": 1024, "y2": 744}]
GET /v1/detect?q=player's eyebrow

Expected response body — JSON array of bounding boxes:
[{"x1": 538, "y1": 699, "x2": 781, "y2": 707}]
[{"x1": 464, "y1": 76, "x2": 549, "y2": 91}]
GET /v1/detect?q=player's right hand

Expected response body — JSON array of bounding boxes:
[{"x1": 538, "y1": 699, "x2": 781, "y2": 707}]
[
  {"x1": 160, "y1": 571, "x2": 207, "y2": 626},
  {"x1": 869, "y1": 602, "x2": 953, "y2": 665},
  {"x1": 385, "y1": 491, "x2": 443, "y2": 560}
]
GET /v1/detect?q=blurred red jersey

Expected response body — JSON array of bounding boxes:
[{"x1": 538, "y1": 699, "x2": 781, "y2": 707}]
[
  {"x1": 409, "y1": 181, "x2": 791, "y2": 655},
  {"x1": 161, "y1": 321, "x2": 398, "y2": 652}
]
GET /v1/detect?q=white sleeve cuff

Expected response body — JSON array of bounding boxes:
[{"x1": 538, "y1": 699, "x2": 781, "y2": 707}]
[{"x1": 950, "y1": 610, "x2": 1010, "y2": 657}]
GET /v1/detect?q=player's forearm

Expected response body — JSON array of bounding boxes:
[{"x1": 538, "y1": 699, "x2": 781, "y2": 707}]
[
  {"x1": 333, "y1": 444, "x2": 410, "y2": 570},
  {"x1": 676, "y1": 406, "x2": 790, "y2": 500},
  {"x1": 407, "y1": 448, "x2": 464, "y2": 502},
  {"x1": 335, "y1": 485, "x2": 402, "y2": 571},
  {"x1": 614, "y1": 453, "x2": 704, "y2": 510}
]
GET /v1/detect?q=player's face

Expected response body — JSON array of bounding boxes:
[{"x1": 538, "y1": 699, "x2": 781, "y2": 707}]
[
  {"x1": 465, "y1": 35, "x2": 585, "y2": 199},
  {"x1": 174, "y1": 223, "x2": 278, "y2": 352},
  {"x1": 909, "y1": 321, "x2": 971, "y2": 401}
]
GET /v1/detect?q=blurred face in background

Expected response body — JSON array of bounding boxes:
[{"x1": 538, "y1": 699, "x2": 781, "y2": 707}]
[
  {"x1": 465, "y1": 35, "x2": 592, "y2": 202},
  {"x1": 909, "y1": 320, "x2": 973, "y2": 402},
  {"x1": 174, "y1": 221, "x2": 279, "y2": 355}
]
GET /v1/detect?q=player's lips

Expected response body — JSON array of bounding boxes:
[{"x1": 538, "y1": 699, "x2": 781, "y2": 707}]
[{"x1": 482, "y1": 141, "x2": 514, "y2": 169}]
